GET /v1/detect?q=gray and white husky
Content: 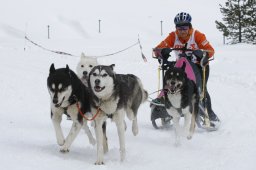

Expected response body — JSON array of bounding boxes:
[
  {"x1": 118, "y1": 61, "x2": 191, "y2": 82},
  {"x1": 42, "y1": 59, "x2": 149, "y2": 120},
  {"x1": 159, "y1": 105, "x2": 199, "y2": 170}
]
[
  {"x1": 76, "y1": 53, "x2": 98, "y2": 87},
  {"x1": 88, "y1": 64, "x2": 148, "y2": 164},
  {"x1": 47, "y1": 64, "x2": 95, "y2": 153}
]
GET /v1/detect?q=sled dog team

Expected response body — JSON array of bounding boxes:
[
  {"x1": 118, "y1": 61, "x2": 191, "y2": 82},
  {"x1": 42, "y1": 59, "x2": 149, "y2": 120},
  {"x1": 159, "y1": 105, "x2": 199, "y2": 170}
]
[{"x1": 47, "y1": 53, "x2": 198, "y2": 164}]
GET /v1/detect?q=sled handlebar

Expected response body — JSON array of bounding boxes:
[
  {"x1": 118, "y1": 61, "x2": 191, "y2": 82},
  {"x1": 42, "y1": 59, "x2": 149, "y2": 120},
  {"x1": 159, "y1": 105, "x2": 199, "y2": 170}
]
[
  {"x1": 152, "y1": 46, "x2": 214, "y2": 62},
  {"x1": 160, "y1": 47, "x2": 212, "y2": 53}
]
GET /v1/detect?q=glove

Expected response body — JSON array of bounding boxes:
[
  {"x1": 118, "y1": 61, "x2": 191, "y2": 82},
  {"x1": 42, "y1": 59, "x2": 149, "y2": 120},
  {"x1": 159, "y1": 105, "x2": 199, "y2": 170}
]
[
  {"x1": 153, "y1": 48, "x2": 162, "y2": 58},
  {"x1": 192, "y1": 49, "x2": 204, "y2": 58},
  {"x1": 200, "y1": 52, "x2": 209, "y2": 67},
  {"x1": 192, "y1": 50, "x2": 209, "y2": 67},
  {"x1": 161, "y1": 48, "x2": 172, "y2": 60}
]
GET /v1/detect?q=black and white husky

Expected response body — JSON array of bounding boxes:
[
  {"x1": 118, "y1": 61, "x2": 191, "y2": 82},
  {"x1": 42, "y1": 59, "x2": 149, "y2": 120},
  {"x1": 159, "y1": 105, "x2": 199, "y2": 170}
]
[
  {"x1": 88, "y1": 64, "x2": 148, "y2": 164},
  {"x1": 164, "y1": 62, "x2": 199, "y2": 146},
  {"x1": 47, "y1": 64, "x2": 95, "y2": 152}
]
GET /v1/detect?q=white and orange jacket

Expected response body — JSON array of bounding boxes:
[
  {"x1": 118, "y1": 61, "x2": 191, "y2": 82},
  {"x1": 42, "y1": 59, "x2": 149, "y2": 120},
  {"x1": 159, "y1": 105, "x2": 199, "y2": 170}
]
[{"x1": 155, "y1": 28, "x2": 214, "y2": 60}]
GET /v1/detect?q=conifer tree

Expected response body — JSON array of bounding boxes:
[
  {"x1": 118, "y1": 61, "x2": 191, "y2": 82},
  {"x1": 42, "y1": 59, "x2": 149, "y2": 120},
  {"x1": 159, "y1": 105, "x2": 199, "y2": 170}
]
[
  {"x1": 216, "y1": 0, "x2": 256, "y2": 44},
  {"x1": 243, "y1": 0, "x2": 256, "y2": 44}
]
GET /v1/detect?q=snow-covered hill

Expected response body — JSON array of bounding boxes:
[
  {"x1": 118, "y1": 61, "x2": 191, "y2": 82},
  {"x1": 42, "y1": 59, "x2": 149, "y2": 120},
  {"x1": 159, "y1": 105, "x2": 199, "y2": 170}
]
[{"x1": 1, "y1": 0, "x2": 256, "y2": 170}]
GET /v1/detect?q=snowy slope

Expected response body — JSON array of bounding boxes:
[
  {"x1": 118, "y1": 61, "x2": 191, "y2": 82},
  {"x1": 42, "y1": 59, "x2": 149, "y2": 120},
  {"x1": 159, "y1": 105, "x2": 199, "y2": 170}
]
[{"x1": 1, "y1": 0, "x2": 256, "y2": 170}]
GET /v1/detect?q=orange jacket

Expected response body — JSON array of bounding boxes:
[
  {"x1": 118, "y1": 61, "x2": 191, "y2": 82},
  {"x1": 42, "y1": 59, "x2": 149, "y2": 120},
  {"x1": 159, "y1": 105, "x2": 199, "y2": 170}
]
[{"x1": 155, "y1": 28, "x2": 215, "y2": 58}]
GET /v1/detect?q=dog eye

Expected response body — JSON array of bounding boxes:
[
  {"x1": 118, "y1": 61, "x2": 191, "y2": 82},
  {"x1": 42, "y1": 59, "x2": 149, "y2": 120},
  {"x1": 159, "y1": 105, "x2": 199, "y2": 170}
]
[
  {"x1": 81, "y1": 65, "x2": 84, "y2": 68},
  {"x1": 92, "y1": 73, "x2": 97, "y2": 76},
  {"x1": 89, "y1": 65, "x2": 93, "y2": 68},
  {"x1": 102, "y1": 73, "x2": 108, "y2": 77}
]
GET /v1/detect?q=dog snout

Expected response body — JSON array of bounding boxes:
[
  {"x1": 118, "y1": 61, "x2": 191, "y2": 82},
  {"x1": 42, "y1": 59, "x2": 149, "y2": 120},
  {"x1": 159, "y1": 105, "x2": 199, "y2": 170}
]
[
  {"x1": 53, "y1": 97, "x2": 58, "y2": 104},
  {"x1": 170, "y1": 81, "x2": 175, "y2": 85},
  {"x1": 95, "y1": 79, "x2": 100, "y2": 85},
  {"x1": 83, "y1": 71, "x2": 88, "y2": 75}
]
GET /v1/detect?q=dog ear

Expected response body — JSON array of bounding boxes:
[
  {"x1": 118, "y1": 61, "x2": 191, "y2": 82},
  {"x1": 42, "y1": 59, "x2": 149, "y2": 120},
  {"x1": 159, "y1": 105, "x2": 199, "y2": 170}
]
[
  {"x1": 50, "y1": 63, "x2": 55, "y2": 74},
  {"x1": 110, "y1": 64, "x2": 115, "y2": 70},
  {"x1": 109, "y1": 64, "x2": 116, "y2": 79},
  {"x1": 81, "y1": 52, "x2": 86, "y2": 59},
  {"x1": 65, "y1": 65, "x2": 72, "y2": 78},
  {"x1": 65, "y1": 64, "x2": 70, "y2": 73}
]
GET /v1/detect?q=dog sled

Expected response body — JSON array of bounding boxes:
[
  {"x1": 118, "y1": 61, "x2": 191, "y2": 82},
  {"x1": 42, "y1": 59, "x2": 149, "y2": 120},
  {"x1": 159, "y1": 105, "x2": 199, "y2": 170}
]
[{"x1": 149, "y1": 44, "x2": 219, "y2": 131}]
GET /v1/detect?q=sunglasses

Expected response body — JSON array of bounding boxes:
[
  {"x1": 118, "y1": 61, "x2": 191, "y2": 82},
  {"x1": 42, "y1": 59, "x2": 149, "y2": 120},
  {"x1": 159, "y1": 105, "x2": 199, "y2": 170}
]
[{"x1": 176, "y1": 26, "x2": 189, "y2": 30}]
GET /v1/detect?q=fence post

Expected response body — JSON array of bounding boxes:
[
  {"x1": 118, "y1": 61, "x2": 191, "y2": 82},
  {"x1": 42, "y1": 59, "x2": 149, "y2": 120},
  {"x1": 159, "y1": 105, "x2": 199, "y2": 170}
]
[
  {"x1": 47, "y1": 25, "x2": 50, "y2": 39},
  {"x1": 24, "y1": 23, "x2": 28, "y2": 51},
  {"x1": 160, "y1": 20, "x2": 163, "y2": 36},
  {"x1": 99, "y1": 19, "x2": 101, "y2": 33}
]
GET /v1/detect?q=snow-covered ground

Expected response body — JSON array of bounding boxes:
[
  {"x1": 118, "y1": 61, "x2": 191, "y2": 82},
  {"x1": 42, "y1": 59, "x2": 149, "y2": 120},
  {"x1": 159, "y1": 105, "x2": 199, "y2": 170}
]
[{"x1": 1, "y1": 0, "x2": 256, "y2": 170}]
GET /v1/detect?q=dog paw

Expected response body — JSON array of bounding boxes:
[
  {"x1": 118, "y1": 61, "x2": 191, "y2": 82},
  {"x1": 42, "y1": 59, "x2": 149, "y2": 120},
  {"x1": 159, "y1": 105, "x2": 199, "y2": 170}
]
[
  {"x1": 59, "y1": 148, "x2": 69, "y2": 153},
  {"x1": 59, "y1": 146, "x2": 69, "y2": 153},
  {"x1": 187, "y1": 135, "x2": 192, "y2": 140},
  {"x1": 94, "y1": 161, "x2": 104, "y2": 165}
]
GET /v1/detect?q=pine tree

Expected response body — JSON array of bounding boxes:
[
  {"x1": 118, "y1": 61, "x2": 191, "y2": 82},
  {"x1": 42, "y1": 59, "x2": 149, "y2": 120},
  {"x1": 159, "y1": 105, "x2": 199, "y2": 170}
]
[
  {"x1": 243, "y1": 0, "x2": 256, "y2": 44},
  {"x1": 215, "y1": 0, "x2": 256, "y2": 44}
]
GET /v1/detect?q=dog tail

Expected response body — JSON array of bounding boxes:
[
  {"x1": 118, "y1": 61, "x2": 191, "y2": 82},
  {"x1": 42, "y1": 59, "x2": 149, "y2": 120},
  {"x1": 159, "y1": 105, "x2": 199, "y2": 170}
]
[
  {"x1": 136, "y1": 77, "x2": 148, "y2": 103},
  {"x1": 142, "y1": 90, "x2": 148, "y2": 103}
]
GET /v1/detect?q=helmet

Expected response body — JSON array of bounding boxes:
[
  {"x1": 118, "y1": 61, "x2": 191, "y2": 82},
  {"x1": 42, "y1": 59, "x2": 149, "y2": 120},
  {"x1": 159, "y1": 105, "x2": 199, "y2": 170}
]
[{"x1": 174, "y1": 12, "x2": 192, "y2": 26}]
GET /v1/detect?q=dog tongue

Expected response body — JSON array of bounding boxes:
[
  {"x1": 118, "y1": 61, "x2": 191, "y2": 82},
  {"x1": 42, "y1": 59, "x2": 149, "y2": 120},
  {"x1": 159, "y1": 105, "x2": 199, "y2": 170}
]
[
  {"x1": 95, "y1": 86, "x2": 102, "y2": 92},
  {"x1": 170, "y1": 85, "x2": 176, "y2": 92},
  {"x1": 164, "y1": 85, "x2": 176, "y2": 93}
]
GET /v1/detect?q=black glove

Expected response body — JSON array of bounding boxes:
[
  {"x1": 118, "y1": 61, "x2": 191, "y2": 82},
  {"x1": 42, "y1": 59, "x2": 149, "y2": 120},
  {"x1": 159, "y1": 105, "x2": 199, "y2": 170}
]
[
  {"x1": 192, "y1": 50, "x2": 209, "y2": 66},
  {"x1": 200, "y1": 52, "x2": 209, "y2": 67},
  {"x1": 161, "y1": 48, "x2": 172, "y2": 60},
  {"x1": 153, "y1": 48, "x2": 162, "y2": 58},
  {"x1": 192, "y1": 49, "x2": 204, "y2": 59}
]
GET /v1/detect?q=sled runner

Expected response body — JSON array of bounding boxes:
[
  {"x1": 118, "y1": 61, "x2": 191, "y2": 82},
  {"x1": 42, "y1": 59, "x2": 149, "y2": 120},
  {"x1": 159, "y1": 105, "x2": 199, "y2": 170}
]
[{"x1": 150, "y1": 45, "x2": 219, "y2": 131}]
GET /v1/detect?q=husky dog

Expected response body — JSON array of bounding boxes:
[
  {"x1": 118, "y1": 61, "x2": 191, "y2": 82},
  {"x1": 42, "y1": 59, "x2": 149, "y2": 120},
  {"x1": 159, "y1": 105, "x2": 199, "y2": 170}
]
[
  {"x1": 163, "y1": 62, "x2": 199, "y2": 146},
  {"x1": 76, "y1": 53, "x2": 98, "y2": 87},
  {"x1": 88, "y1": 64, "x2": 148, "y2": 164},
  {"x1": 47, "y1": 64, "x2": 95, "y2": 152}
]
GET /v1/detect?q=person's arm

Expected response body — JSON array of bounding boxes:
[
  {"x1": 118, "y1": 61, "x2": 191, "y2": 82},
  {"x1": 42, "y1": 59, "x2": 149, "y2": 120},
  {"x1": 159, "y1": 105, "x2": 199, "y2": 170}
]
[
  {"x1": 194, "y1": 30, "x2": 215, "y2": 58},
  {"x1": 155, "y1": 32, "x2": 176, "y2": 49},
  {"x1": 153, "y1": 32, "x2": 175, "y2": 58}
]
